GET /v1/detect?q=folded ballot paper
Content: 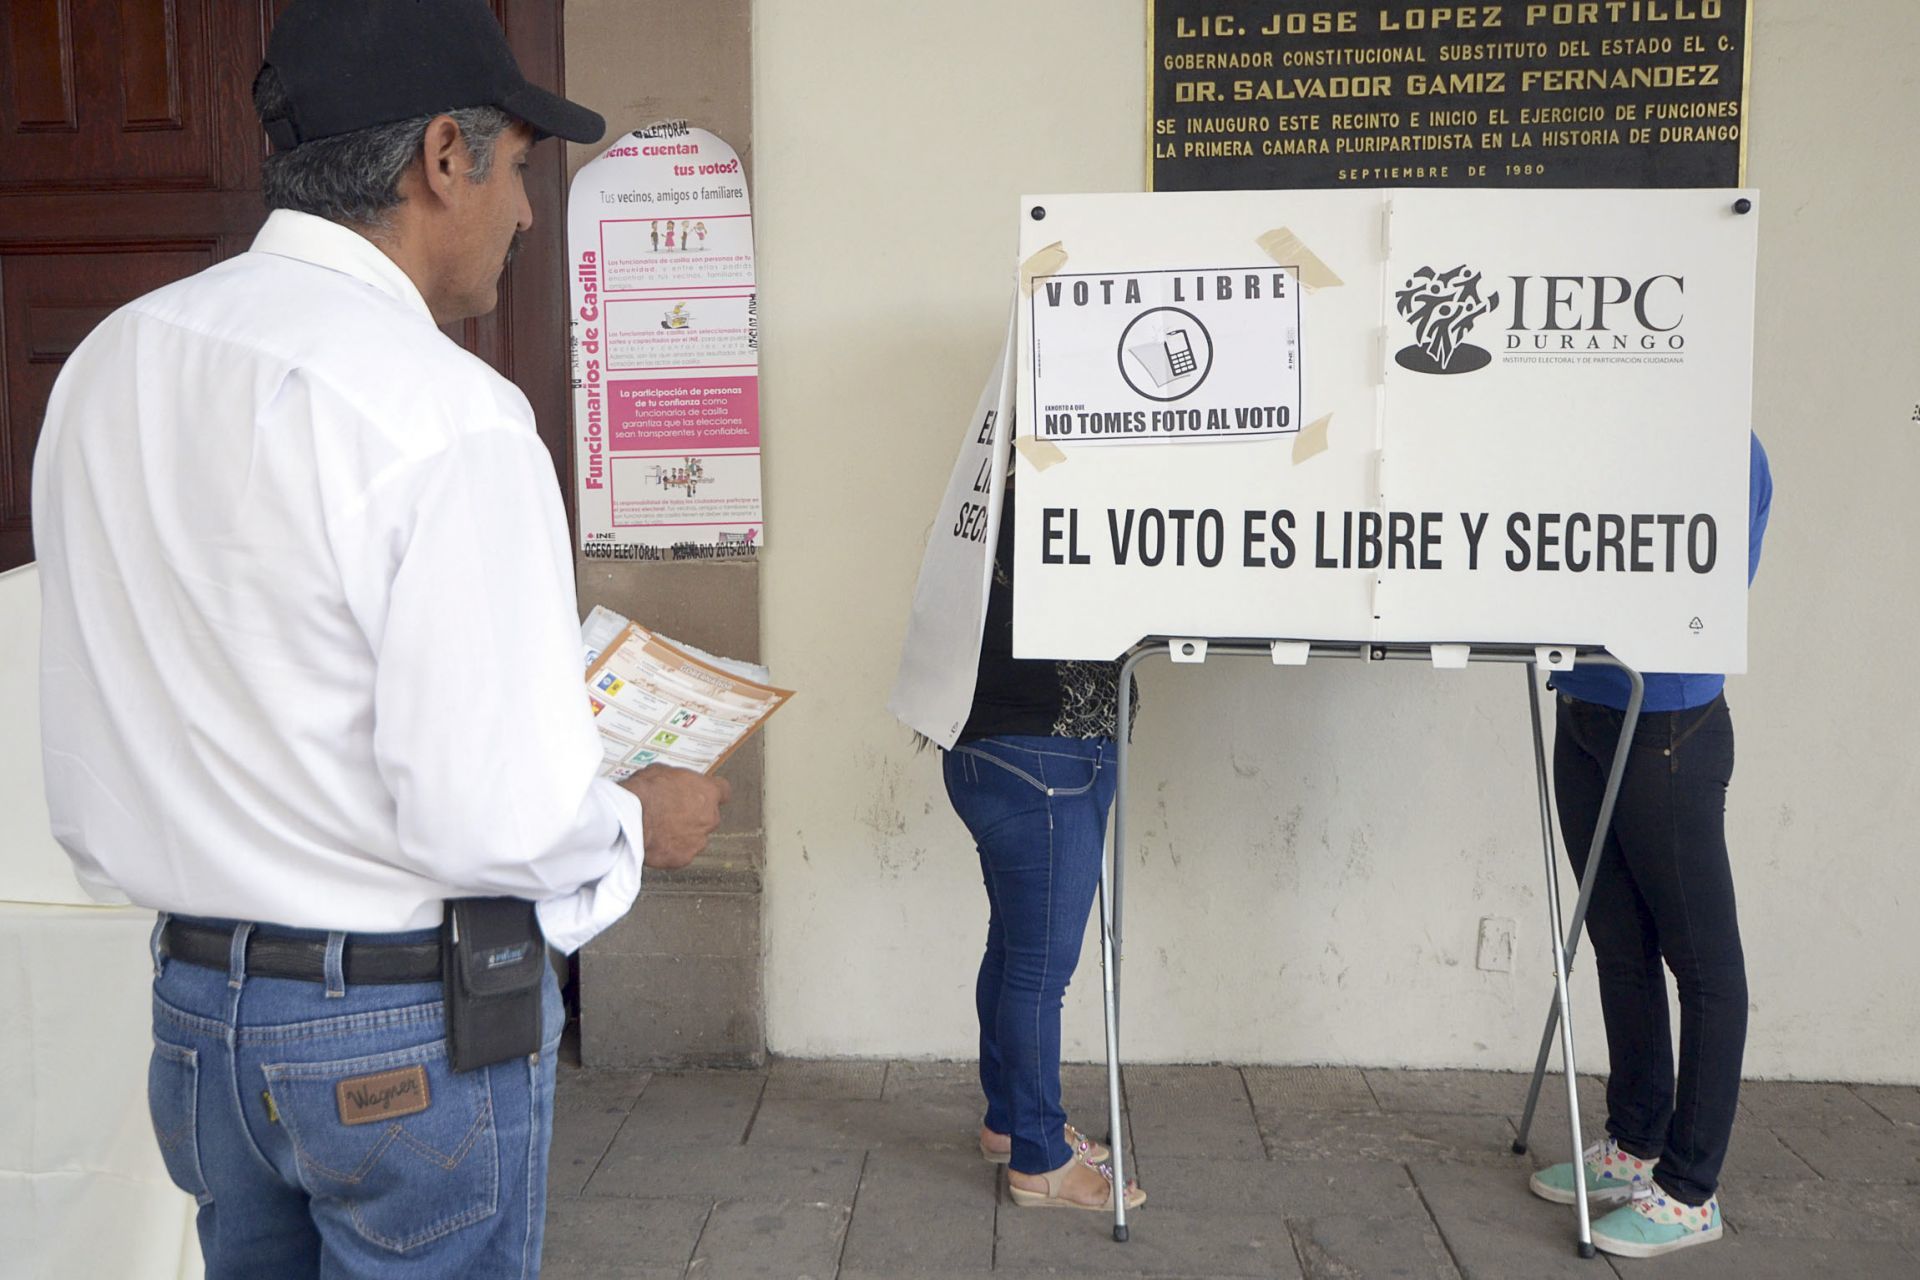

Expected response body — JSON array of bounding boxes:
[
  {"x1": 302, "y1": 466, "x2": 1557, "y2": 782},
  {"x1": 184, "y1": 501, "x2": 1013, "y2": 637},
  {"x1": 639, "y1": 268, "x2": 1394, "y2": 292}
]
[{"x1": 581, "y1": 605, "x2": 792, "y2": 779}]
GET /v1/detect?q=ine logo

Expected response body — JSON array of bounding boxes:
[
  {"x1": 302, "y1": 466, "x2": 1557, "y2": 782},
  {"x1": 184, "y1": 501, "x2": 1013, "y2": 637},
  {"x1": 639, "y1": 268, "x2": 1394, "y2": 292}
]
[
  {"x1": 1394, "y1": 265, "x2": 1501, "y2": 375},
  {"x1": 1116, "y1": 306, "x2": 1214, "y2": 401}
]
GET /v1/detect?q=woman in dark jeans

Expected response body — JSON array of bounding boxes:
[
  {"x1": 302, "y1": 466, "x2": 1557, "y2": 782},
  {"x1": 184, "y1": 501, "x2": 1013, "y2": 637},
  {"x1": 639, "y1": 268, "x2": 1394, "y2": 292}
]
[
  {"x1": 942, "y1": 487, "x2": 1144, "y2": 1212},
  {"x1": 1529, "y1": 434, "x2": 1772, "y2": 1259}
]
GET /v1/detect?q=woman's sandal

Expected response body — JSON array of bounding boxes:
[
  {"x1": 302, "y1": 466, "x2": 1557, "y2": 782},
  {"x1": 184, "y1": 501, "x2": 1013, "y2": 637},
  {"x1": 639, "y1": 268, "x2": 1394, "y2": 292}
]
[
  {"x1": 979, "y1": 1123, "x2": 1112, "y2": 1166},
  {"x1": 1005, "y1": 1151, "x2": 1147, "y2": 1212}
]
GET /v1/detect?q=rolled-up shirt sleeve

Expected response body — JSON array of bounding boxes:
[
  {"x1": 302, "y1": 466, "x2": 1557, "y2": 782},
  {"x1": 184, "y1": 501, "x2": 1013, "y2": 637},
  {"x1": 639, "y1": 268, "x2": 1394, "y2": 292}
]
[{"x1": 340, "y1": 416, "x2": 644, "y2": 954}]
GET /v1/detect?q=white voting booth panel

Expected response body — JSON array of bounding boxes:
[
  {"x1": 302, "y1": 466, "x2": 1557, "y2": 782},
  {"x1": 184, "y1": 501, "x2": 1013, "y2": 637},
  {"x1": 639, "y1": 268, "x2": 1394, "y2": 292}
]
[{"x1": 1013, "y1": 189, "x2": 1757, "y2": 670}]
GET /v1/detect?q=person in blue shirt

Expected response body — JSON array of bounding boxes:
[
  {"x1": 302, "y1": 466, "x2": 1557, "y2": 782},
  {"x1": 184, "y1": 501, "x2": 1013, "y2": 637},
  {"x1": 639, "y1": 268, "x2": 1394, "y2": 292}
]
[{"x1": 1527, "y1": 433, "x2": 1773, "y2": 1259}]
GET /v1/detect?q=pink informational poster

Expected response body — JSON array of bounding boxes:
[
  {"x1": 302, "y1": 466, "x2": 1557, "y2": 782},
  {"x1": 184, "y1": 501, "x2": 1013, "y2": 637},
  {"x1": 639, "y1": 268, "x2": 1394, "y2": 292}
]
[{"x1": 567, "y1": 121, "x2": 763, "y2": 559}]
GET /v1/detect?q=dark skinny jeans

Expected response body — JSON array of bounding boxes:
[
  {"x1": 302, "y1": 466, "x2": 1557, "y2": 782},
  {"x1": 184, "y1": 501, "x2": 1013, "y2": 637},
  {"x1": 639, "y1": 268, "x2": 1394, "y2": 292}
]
[
  {"x1": 943, "y1": 735, "x2": 1116, "y2": 1175},
  {"x1": 1554, "y1": 692, "x2": 1747, "y2": 1206}
]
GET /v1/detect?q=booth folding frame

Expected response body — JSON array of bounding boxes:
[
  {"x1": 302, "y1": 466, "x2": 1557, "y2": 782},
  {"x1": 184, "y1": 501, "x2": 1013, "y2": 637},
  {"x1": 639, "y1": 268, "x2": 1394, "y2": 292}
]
[{"x1": 1092, "y1": 638, "x2": 1645, "y2": 1257}]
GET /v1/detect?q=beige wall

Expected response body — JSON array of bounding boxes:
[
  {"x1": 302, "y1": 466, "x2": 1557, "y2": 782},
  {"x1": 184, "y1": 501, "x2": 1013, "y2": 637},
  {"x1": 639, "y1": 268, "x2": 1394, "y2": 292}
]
[{"x1": 753, "y1": 0, "x2": 1920, "y2": 1080}]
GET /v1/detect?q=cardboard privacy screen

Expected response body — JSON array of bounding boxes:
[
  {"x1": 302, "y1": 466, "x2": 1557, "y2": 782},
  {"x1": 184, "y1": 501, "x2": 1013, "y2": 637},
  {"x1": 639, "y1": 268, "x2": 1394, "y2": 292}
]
[{"x1": 1013, "y1": 188, "x2": 1758, "y2": 675}]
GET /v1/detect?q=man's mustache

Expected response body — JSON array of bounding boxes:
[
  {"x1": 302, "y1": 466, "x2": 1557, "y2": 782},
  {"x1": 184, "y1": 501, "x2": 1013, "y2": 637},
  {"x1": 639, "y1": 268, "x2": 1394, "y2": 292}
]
[{"x1": 504, "y1": 231, "x2": 525, "y2": 266}]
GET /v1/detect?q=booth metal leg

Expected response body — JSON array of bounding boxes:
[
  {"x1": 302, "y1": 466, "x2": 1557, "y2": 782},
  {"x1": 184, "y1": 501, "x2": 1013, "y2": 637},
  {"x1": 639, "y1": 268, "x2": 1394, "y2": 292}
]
[
  {"x1": 1515, "y1": 661, "x2": 1646, "y2": 1146},
  {"x1": 1112, "y1": 646, "x2": 1157, "y2": 1052},
  {"x1": 1112, "y1": 794, "x2": 1126, "y2": 1042},
  {"x1": 1097, "y1": 842, "x2": 1129, "y2": 1243},
  {"x1": 1516, "y1": 662, "x2": 1557, "y2": 1157},
  {"x1": 1097, "y1": 642, "x2": 1632, "y2": 1252},
  {"x1": 1513, "y1": 659, "x2": 1645, "y2": 1258},
  {"x1": 1547, "y1": 903, "x2": 1595, "y2": 1258},
  {"x1": 1522, "y1": 663, "x2": 1595, "y2": 1256},
  {"x1": 1101, "y1": 644, "x2": 1158, "y2": 1243}
]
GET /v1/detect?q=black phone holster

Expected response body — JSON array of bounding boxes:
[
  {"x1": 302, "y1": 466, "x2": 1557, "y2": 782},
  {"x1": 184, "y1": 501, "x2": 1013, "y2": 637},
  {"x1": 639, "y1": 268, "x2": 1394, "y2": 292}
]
[{"x1": 441, "y1": 898, "x2": 546, "y2": 1073}]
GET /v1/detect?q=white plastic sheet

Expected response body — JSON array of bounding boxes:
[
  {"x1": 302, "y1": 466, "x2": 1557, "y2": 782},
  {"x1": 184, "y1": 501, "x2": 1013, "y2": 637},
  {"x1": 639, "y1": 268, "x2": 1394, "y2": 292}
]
[
  {"x1": 1, "y1": 565, "x2": 200, "y2": 1278},
  {"x1": 887, "y1": 310, "x2": 1016, "y2": 748}
]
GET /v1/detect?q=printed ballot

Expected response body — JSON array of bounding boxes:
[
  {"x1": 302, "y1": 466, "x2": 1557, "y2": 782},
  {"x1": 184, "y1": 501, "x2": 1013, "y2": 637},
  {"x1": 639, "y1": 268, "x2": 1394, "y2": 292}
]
[{"x1": 580, "y1": 606, "x2": 791, "y2": 779}]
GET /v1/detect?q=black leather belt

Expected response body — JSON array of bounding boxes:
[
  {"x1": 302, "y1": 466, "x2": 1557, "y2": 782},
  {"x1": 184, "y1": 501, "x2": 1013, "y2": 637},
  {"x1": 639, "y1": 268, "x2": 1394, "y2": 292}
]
[{"x1": 161, "y1": 919, "x2": 442, "y2": 985}]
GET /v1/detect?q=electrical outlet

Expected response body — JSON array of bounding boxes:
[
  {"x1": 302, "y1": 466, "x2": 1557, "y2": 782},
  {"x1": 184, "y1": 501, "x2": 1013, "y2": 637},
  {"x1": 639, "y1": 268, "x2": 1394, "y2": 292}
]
[{"x1": 1476, "y1": 917, "x2": 1515, "y2": 973}]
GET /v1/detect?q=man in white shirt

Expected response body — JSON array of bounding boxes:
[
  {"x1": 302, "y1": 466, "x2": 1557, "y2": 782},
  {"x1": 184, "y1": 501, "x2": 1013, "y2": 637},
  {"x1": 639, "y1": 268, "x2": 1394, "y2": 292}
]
[{"x1": 31, "y1": 2, "x2": 727, "y2": 1275}]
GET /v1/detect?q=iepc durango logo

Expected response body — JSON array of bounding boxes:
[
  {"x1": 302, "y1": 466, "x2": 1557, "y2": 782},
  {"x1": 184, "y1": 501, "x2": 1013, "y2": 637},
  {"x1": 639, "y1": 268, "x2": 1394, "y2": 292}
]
[
  {"x1": 1394, "y1": 265, "x2": 1500, "y2": 374},
  {"x1": 1396, "y1": 265, "x2": 1689, "y2": 374}
]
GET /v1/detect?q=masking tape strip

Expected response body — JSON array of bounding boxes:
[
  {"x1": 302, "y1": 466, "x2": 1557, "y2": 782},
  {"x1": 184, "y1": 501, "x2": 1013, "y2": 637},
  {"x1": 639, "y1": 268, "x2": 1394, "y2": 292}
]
[
  {"x1": 1256, "y1": 228, "x2": 1343, "y2": 291},
  {"x1": 1292, "y1": 413, "x2": 1332, "y2": 464},
  {"x1": 1020, "y1": 241, "x2": 1069, "y2": 297},
  {"x1": 1014, "y1": 435, "x2": 1067, "y2": 472}
]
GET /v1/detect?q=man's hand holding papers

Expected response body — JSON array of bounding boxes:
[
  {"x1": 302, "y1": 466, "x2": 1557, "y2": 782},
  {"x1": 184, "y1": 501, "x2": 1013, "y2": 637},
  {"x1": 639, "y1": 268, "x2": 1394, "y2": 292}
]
[
  {"x1": 582, "y1": 604, "x2": 791, "y2": 870},
  {"x1": 621, "y1": 767, "x2": 732, "y2": 869}
]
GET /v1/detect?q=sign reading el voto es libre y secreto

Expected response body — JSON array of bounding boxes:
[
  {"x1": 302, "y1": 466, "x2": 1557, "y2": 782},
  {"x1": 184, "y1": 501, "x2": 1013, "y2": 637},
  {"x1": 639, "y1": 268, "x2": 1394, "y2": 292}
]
[
  {"x1": 1013, "y1": 188, "x2": 1758, "y2": 676},
  {"x1": 1150, "y1": 0, "x2": 1751, "y2": 191},
  {"x1": 568, "y1": 122, "x2": 762, "y2": 559}
]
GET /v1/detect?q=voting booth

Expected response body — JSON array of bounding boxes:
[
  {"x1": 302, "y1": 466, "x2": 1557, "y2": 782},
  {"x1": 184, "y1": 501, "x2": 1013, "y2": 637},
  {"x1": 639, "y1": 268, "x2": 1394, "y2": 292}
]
[
  {"x1": 896, "y1": 186, "x2": 1758, "y2": 1253},
  {"x1": 1011, "y1": 188, "x2": 1755, "y2": 670}
]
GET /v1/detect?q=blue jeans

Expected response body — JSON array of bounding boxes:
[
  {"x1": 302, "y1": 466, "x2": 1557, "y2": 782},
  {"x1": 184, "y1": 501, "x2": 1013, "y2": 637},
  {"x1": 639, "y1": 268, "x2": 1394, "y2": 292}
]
[
  {"x1": 147, "y1": 916, "x2": 563, "y2": 1279},
  {"x1": 1555, "y1": 694, "x2": 1745, "y2": 1205},
  {"x1": 943, "y1": 735, "x2": 1117, "y2": 1175}
]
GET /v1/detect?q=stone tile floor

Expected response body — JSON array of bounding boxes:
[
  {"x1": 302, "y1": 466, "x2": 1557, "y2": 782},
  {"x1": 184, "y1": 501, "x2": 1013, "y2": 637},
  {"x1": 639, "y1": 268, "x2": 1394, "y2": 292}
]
[{"x1": 543, "y1": 1057, "x2": 1920, "y2": 1279}]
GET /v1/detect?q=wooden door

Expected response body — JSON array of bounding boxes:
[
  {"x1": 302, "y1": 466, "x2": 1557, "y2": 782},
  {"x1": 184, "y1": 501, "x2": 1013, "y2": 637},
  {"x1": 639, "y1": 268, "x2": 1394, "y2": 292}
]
[{"x1": 0, "y1": 0, "x2": 572, "y2": 572}]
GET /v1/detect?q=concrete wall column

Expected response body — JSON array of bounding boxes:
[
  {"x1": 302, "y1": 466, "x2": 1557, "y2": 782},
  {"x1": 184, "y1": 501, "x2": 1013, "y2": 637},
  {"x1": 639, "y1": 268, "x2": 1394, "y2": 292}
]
[{"x1": 563, "y1": 0, "x2": 761, "y2": 1067}]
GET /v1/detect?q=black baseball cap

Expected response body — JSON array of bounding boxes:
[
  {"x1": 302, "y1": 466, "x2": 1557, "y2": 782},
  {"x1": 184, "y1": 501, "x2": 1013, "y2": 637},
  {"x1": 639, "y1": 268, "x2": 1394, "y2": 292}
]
[{"x1": 261, "y1": 0, "x2": 605, "y2": 149}]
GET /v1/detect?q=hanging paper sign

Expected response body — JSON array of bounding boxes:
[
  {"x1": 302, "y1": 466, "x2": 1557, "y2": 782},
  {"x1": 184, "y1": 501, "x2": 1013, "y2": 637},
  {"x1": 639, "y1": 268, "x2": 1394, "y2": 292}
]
[
  {"x1": 1030, "y1": 266, "x2": 1303, "y2": 444},
  {"x1": 568, "y1": 122, "x2": 762, "y2": 559},
  {"x1": 888, "y1": 308, "x2": 1016, "y2": 749}
]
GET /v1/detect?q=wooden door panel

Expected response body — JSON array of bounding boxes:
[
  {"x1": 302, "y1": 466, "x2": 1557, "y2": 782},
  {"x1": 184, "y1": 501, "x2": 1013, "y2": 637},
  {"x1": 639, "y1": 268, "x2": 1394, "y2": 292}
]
[
  {"x1": 0, "y1": 241, "x2": 218, "y2": 567},
  {"x1": 1, "y1": 0, "x2": 218, "y2": 191},
  {"x1": 0, "y1": 0, "x2": 569, "y2": 571},
  {"x1": 6, "y1": 0, "x2": 76, "y2": 131}
]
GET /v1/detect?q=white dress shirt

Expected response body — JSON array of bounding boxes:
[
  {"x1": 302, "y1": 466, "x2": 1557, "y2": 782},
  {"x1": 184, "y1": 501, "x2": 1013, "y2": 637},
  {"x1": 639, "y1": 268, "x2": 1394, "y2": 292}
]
[{"x1": 32, "y1": 210, "x2": 643, "y2": 954}]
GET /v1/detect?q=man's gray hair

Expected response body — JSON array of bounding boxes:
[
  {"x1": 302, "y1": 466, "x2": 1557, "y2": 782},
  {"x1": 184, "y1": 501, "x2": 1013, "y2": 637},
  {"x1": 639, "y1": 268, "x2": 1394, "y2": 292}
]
[{"x1": 253, "y1": 65, "x2": 513, "y2": 226}]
